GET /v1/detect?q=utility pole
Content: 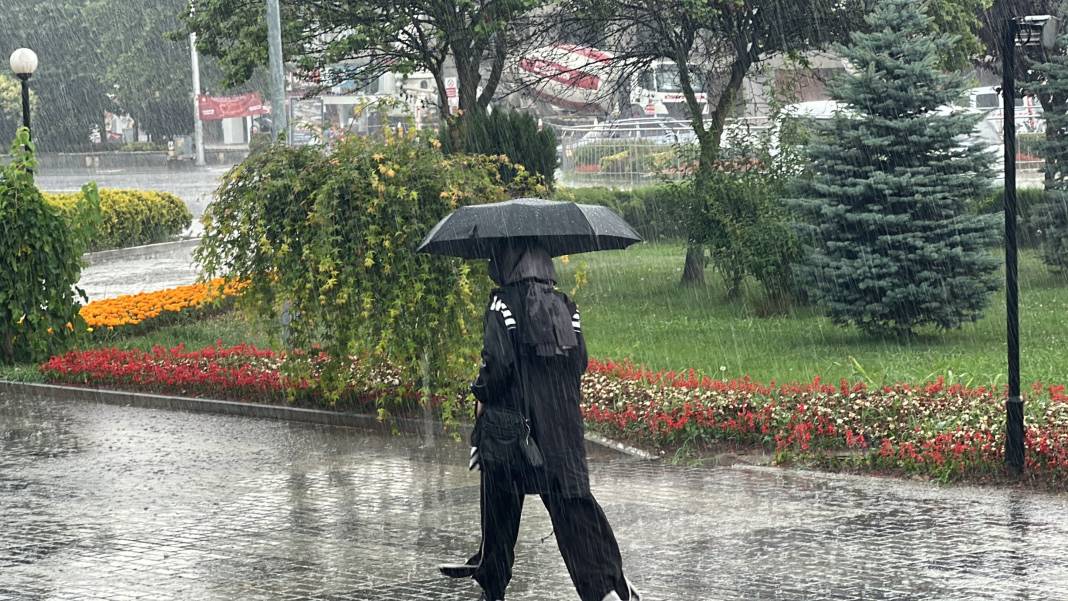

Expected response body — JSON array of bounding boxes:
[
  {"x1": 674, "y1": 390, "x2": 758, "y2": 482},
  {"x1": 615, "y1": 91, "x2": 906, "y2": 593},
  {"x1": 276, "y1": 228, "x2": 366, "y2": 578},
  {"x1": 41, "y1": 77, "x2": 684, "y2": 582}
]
[
  {"x1": 190, "y1": 31, "x2": 206, "y2": 166},
  {"x1": 267, "y1": 0, "x2": 288, "y2": 142}
]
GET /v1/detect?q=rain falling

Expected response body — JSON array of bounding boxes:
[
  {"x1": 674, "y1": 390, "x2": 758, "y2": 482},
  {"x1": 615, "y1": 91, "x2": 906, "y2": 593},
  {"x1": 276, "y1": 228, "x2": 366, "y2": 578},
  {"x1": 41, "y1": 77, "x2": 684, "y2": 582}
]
[{"x1": 3, "y1": 0, "x2": 1068, "y2": 599}]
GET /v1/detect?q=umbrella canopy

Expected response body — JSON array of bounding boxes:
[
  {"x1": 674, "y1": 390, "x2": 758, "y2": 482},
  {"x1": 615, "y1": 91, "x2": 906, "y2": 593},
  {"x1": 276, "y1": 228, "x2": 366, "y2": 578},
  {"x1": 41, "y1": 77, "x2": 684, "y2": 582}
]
[{"x1": 417, "y1": 197, "x2": 642, "y2": 259}]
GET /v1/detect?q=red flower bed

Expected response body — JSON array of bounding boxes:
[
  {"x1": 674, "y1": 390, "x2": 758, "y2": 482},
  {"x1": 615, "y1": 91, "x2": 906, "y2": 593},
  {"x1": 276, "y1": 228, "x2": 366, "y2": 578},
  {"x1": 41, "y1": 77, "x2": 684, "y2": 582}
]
[
  {"x1": 581, "y1": 359, "x2": 1068, "y2": 483},
  {"x1": 39, "y1": 343, "x2": 421, "y2": 412},
  {"x1": 39, "y1": 347, "x2": 1068, "y2": 483}
]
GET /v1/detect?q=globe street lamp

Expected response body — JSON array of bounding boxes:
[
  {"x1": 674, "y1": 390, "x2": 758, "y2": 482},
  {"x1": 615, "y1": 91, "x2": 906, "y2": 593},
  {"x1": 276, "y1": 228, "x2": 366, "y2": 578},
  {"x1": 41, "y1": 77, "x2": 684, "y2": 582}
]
[
  {"x1": 1001, "y1": 15, "x2": 1059, "y2": 474},
  {"x1": 9, "y1": 48, "x2": 38, "y2": 138}
]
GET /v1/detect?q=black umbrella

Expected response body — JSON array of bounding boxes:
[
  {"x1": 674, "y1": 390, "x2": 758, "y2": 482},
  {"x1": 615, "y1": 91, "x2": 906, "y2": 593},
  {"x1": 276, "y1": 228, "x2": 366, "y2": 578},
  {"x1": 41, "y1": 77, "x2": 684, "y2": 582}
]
[{"x1": 417, "y1": 197, "x2": 642, "y2": 259}]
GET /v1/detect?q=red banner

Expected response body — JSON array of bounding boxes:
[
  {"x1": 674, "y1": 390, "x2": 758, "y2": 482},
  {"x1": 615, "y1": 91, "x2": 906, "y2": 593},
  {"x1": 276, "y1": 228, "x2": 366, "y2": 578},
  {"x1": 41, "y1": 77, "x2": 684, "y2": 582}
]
[{"x1": 197, "y1": 93, "x2": 271, "y2": 121}]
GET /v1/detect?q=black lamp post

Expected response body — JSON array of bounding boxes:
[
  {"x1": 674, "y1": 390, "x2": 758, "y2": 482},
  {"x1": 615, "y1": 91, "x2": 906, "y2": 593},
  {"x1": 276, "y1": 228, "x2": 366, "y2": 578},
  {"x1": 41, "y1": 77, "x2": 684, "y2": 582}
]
[
  {"x1": 9, "y1": 48, "x2": 38, "y2": 139},
  {"x1": 1001, "y1": 15, "x2": 1059, "y2": 474}
]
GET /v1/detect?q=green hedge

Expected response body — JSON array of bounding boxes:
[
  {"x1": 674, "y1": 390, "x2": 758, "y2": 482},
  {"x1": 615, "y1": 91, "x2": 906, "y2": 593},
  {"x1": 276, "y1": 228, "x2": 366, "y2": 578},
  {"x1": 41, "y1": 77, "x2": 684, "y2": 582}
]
[
  {"x1": 45, "y1": 189, "x2": 192, "y2": 252},
  {"x1": 554, "y1": 185, "x2": 688, "y2": 241},
  {"x1": 974, "y1": 187, "x2": 1045, "y2": 249}
]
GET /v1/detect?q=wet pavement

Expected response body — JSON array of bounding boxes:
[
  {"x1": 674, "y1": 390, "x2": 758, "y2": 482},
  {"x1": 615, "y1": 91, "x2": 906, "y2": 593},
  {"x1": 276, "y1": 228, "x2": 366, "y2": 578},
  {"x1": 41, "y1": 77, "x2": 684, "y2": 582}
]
[
  {"x1": 2, "y1": 393, "x2": 1068, "y2": 600},
  {"x1": 36, "y1": 167, "x2": 222, "y2": 300},
  {"x1": 77, "y1": 241, "x2": 200, "y2": 302}
]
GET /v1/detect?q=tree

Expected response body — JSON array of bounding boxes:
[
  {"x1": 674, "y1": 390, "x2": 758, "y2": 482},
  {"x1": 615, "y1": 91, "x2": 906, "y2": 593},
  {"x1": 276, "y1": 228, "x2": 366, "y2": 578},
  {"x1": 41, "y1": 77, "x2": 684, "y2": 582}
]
[
  {"x1": 1025, "y1": 7, "x2": 1068, "y2": 271},
  {"x1": 0, "y1": 0, "x2": 236, "y2": 149},
  {"x1": 183, "y1": 0, "x2": 550, "y2": 149},
  {"x1": 0, "y1": 75, "x2": 37, "y2": 140},
  {"x1": 563, "y1": 0, "x2": 994, "y2": 286},
  {"x1": 0, "y1": 1, "x2": 111, "y2": 150},
  {"x1": 84, "y1": 0, "x2": 208, "y2": 139},
  {"x1": 561, "y1": 0, "x2": 868, "y2": 285},
  {"x1": 792, "y1": 0, "x2": 1000, "y2": 337},
  {"x1": 442, "y1": 108, "x2": 558, "y2": 189}
]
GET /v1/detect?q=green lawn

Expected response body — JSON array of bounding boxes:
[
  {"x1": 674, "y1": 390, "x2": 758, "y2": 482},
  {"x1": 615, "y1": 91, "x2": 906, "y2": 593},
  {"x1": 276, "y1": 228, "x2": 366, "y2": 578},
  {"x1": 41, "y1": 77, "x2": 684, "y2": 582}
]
[
  {"x1": 557, "y1": 243, "x2": 1068, "y2": 387},
  {"x1": 5, "y1": 243, "x2": 1066, "y2": 389}
]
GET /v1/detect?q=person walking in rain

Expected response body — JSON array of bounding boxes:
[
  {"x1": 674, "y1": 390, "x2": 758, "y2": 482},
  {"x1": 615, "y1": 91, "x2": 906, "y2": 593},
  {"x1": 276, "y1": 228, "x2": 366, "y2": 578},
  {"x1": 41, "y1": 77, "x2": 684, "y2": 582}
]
[{"x1": 466, "y1": 241, "x2": 640, "y2": 601}]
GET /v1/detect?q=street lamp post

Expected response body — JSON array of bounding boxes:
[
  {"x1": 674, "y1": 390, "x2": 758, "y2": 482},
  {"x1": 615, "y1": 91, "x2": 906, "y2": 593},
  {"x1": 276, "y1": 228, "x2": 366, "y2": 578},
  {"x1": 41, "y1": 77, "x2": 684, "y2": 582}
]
[
  {"x1": 266, "y1": 0, "x2": 288, "y2": 142},
  {"x1": 9, "y1": 48, "x2": 38, "y2": 139},
  {"x1": 1001, "y1": 15, "x2": 1059, "y2": 474}
]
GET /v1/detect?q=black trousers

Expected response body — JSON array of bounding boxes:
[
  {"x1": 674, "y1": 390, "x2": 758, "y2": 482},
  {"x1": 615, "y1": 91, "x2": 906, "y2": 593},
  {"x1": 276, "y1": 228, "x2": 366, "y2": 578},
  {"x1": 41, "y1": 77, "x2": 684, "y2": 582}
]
[{"x1": 473, "y1": 468, "x2": 627, "y2": 601}]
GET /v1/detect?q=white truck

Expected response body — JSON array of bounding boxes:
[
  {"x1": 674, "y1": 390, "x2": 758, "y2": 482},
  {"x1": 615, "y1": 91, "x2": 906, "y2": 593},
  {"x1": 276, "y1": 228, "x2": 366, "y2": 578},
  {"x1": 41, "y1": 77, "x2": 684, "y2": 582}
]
[{"x1": 511, "y1": 44, "x2": 709, "y2": 118}]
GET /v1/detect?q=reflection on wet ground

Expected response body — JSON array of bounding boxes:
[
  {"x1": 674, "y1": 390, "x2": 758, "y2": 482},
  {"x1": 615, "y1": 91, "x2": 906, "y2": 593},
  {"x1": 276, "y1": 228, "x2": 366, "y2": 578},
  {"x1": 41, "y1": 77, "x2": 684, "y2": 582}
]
[{"x1": 2, "y1": 392, "x2": 1067, "y2": 600}]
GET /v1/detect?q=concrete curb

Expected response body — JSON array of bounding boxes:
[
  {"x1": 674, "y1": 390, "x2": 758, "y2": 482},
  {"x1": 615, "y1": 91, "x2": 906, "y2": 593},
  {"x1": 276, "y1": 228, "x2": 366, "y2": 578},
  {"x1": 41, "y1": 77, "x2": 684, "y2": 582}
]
[
  {"x1": 83, "y1": 238, "x2": 201, "y2": 266},
  {"x1": 0, "y1": 381, "x2": 654, "y2": 460}
]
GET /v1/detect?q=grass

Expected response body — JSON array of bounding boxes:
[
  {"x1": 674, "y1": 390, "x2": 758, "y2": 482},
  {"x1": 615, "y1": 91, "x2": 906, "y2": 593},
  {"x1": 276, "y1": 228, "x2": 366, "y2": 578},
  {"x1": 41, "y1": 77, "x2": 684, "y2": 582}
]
[
  {"x1": 557, "y1": 242, "x2": 1068, "y2": 387},
  {"x1": 82, "y1": 311, "x2": 280, "y2": 353},
  {"x1": 6, "y1": 243, "x2": 1066, "y2": 390}
]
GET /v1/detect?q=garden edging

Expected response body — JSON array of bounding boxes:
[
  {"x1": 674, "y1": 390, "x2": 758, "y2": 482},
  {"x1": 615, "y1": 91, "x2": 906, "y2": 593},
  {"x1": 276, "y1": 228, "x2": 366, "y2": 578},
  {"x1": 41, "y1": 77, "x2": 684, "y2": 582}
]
[{"x1": 0, "y1": 380, "x2": 653, "y2": 460}]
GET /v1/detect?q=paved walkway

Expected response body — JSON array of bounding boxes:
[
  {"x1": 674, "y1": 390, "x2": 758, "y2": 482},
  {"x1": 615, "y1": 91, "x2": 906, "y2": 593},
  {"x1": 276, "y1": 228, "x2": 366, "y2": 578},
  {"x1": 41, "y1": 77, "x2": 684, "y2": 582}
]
[
  {"x1": 2, "y1": 392, "x2": 1068, "y2": 600},
  {"x1": 78, "y1": 241, "x2": 201, "y2": 301},
  {"x1": 38, "y1": 167, "x2": 222, "y2": 301}
]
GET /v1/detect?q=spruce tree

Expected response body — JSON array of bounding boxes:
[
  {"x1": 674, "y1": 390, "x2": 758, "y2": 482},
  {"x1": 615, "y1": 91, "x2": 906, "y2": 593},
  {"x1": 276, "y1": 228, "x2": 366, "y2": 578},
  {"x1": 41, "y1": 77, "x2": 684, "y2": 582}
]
[
  {"x1": 792, "y1": 0, "x2": 999, "y2": 337},
  {"x1": 1026, "y1": 24, "x2": 1068, "y2": 273}
]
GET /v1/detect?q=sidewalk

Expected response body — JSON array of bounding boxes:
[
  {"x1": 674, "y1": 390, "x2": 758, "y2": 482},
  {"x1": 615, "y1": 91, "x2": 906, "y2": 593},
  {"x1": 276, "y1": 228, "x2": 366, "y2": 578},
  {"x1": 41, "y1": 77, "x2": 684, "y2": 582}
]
[
  {"x1": 2, "y1": 391, "x2": 1067, "y2": 600},
  {"x1": 77, "y1": 240, "x2": 201, "y2": 301}
]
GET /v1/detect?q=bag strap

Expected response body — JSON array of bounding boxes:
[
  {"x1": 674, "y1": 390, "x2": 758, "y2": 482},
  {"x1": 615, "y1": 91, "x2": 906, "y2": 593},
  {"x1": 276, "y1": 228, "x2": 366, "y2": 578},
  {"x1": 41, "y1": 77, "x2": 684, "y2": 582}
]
[{"x1": 501, "y1": 290, "x2": 534, "y2": 433}]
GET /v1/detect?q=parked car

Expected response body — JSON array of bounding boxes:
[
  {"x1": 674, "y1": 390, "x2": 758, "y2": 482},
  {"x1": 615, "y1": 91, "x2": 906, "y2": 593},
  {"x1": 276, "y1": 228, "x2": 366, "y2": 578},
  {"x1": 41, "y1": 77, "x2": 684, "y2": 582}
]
[{"x1": 573, "y1": 117, "x2": 697, "y2": 147}]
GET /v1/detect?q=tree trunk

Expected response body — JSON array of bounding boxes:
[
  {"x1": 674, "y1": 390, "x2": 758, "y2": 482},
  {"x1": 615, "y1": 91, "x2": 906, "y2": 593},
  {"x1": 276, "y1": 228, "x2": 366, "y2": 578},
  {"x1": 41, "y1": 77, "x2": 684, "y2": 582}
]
[{"x1": 681, "y1": 244, "x2": 705, "y2": 286}]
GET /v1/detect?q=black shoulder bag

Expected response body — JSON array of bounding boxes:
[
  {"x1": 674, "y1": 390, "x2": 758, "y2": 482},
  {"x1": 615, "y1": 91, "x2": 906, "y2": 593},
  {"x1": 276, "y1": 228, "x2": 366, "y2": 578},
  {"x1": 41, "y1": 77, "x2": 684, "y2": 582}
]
[
  {"x1": 513, "y1": 346, "x2": 545, "y2": 469},
  {"x1": 475, "y1": 329, "x2": 544, "y2": 470}
]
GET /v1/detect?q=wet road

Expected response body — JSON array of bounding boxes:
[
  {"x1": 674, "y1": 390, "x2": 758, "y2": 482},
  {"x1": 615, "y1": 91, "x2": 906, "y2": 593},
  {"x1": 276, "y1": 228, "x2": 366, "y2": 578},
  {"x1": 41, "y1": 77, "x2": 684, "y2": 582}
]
[{"x1": 2, "y1": 392, "x2": 1068, "y2": 600}]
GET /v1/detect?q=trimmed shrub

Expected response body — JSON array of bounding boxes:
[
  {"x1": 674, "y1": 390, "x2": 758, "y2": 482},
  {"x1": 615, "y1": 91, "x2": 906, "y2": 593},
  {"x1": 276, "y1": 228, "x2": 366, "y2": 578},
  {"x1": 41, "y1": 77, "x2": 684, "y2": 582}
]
[
  {"x1": 46, "y1": 188, "x2": 192, "y2": 251},
  {"x1": 0, "y1": 129, "x2": 99, "y2": 364},
  {"x1": 554, "y1": 185, "x2": 688, "y2": 241},
  {"x1": 974, "y1": 187, "x2": 1044, "y2": 249},
  {"x1": 443, "y1": 108, "x2": 558, "y2": 190}
]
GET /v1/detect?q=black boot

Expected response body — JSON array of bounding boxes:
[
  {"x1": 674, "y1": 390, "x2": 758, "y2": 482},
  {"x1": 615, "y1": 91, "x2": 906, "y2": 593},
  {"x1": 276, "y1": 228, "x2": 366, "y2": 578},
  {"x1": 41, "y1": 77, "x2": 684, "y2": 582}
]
[{"x1": 438, "y1": 550, "x2": 481, "y2": 578}]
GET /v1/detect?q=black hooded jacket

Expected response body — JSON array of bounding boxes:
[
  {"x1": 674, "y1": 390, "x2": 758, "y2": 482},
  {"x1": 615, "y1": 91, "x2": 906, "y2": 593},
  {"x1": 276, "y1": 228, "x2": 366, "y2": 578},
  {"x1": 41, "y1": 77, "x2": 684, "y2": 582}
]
[{"x1": 471, "y1": 245, "x2": 590, "y2": 497}]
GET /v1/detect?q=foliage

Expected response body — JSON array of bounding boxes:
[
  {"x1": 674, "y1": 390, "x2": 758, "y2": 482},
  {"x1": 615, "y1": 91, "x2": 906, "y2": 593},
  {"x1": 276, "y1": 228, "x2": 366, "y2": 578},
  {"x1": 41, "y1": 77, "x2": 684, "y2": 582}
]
[
  {"x1": 925, "y1": 0, "x2": 994, "y2": 71},
  {"x1": 0, "y1": 1, "x2": 109, "y2": 149},
  {"x1": 46, "y1": 189, "x2": 192, "y2": 251},
  {"x1": 553, "y1": 186, "x2": 688, "y2": 240},
  {"x1": 0, "y1": 1, "x2": 240, "y2": 148},
  {"x1": 0, "y1": 74, "x2": 37, "y2": 140},
  {"x1": 1026, "y1": 25, "x2": 1068, "y2": 273},
  {"x1": 685, "y1": 171, "x2": 803, "y2": 303},
  {"x1": 792, "y1": 0, "x2": 1000, "y2": 337},
  {"x1": 183, "y1": 0, "x2": 547, "y2": 150},
  {"x1": 0, "y1": 129, "x2": 99, "y2": 364},
  {"x1": 443, "y1": 109, "x2": 558, "y2": 189},
  {"x1": 194, "y1": 131, "x2": 521, "y2": 415},
  {"x1": 975, "y1": 187, "x2": 1045, "y2": 249}
]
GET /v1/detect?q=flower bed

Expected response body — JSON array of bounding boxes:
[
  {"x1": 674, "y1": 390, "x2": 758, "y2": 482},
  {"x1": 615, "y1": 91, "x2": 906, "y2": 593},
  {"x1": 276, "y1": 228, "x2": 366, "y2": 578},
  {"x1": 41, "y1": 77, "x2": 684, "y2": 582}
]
[
  {"x1": 40, "y1": 343, "x2": 420, "y2": 412},
  {"x1": 79, "y1": 279, "x2": 247, "y2": 335},
  {"x1": 582, "y1": 359, "x2": 1068, "y2": 483},
  {"x1": 38, "y1": 346, "x2": 1068, "y2": 484}
]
